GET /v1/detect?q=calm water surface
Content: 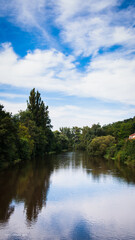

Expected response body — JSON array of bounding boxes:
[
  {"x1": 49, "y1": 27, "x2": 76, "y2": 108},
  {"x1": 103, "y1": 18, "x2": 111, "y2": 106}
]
[{"x1": 0, "y1": 151, "x2": 135, "y2": 240}]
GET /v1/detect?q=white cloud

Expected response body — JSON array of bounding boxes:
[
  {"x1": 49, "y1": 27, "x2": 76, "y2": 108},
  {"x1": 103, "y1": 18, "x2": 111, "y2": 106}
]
[
  {"x1": 0, "y1": 98, "x2": 135, "y2": 130},
  {"x1": 1, "y1": 184, "x2": 135, "y2": 240},
  {"x1": 0, "y1": 0, "x2": 52, "y2": 43},
  {"x1": 1, "y1": 43, "x2": 135, "y2": 106},
  {"x1": 76, "y1": 53, "x2": 135, "y2": 104},
  {"x1": 0, "y1": 43, "x2": 78, "y2": 92},
  {"x1": 0, "y1": 100, "x2": 27, "y2": 115},
  {"x1": 1, "y1": 97, "x2": 135, "y2": 129},
  {"x1": 62, "y1": 18, "x2": 135, "y2": 56},
  {"x1": 52, "y1": 0, "x2": 118, "y2": 21},
  {"x1": 0, "y1": 93, "x2": 27, "y2": 99},
  {"x1": 1, "y1": 0, "x2": 135, "y2": 57},
  {"x1": 50, "y1": 104, "x2": 135, "y2": 129},
  {"x1": 53, "y1": 0, "x2": 135, "y2": 56},
  {"x1": 0, "y1": 0, "x2": 46, "y2": 28}
]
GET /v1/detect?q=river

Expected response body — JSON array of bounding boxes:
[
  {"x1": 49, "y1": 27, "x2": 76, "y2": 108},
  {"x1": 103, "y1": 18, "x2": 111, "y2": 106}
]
[{"x1": 0, "y1": 151, "x2": 135, "y2": 240}]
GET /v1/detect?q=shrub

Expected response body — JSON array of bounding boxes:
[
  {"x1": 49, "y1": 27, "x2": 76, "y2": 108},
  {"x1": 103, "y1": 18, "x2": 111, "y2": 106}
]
[{"x1": 87, "y1": 135, "x2": 115, "y2": 157}]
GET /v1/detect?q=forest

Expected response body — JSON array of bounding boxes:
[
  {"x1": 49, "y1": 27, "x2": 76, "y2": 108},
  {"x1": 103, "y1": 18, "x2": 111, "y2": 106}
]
[{"x1": 1, "y1": 88, "x2": 135, "y2": 169}]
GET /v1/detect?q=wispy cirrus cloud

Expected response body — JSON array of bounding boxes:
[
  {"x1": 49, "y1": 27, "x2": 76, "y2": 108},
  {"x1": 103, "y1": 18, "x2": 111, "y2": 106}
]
[
  {"x1": 53, "y1": 0, "x2": 135, "y2": 56},
  {"x1": 0, "y1": 0, "x2": 54, "y2": 45},
  {"x1": 0, "y1": 0, "x2": 47, "y2": 27},
  {"x1": 1, "y1": 0, "x2": 135, "y2": 56}
]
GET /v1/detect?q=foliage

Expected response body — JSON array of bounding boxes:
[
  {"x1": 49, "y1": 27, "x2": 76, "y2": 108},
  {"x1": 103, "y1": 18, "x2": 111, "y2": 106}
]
[
  {"x1": 72, "y1": 127, "x2": 82, "y2": 149},
  {"x1": 0, "y1": 104, "x2": 18, "y2": 167},
  {"x1": 87, "y1": 135, "x2": 115, "y2": 157},
  {"x1": 17, "y1": 123, "x2": 34, "y2": 160},
  {"x1": 52, "y1": 131, "x2": 69, "y2": 152},
  {"x1": 27, "y1": 88, "x2": 52, "y2": 129},
  {"x1": 103, "y1": 117, "x2": 135, "y2": 140},
  {"x1": 59, "y1": 127, "x2": 74, "y2": 148},
  {"x1": 1, "y1": 88, "x2": 135, "y2": 168},
  {"x1": 0, "y1": 89, "x2": 53, "y2": 168},
  {"x1": 116, "y1": 140, "x2": 135, "y2": 166}
]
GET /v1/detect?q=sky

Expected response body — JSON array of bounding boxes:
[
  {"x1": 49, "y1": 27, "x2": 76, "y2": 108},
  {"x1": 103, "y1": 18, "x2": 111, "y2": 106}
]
[{"x1": 0, "y1": 0, "x2": 135, "y2": 130}]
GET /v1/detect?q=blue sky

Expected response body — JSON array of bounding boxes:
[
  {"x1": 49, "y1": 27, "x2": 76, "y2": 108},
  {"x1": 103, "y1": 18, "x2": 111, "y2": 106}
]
[{"x1": 0, "y1": 0, "x2": 135, "y2": 130}]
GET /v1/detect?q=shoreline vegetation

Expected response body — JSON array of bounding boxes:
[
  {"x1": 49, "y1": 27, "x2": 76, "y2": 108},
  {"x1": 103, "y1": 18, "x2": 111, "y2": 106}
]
[{"x1": 1, "y1": 88, "x2": 135, "y2": 169}]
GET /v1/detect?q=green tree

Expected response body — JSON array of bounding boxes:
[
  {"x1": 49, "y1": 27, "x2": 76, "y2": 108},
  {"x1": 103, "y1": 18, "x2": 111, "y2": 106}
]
[
  {"x1": 17, "y1": 123, "x2": 34, "y2": 160},
  {"x1": 59, "y1": 127, "x2": 73, "y2": 148},
  {"x1": 27, "y1": 88, "x2": 52, "y2": 129},
  {"x1": 0, "y1": 105, "x2": 18, "y2": 167},
  {"x1": 20, "y1": 89, "x2": 53, "y2": 155},
  {"x1": 72, "y1": 127, "x2": 81, "y2": 149},
  {"x1": 80, "y1": 126, "x2": 92, "y2": 150},
  {"x1": 116, "y1": 139, "x2": 135, "y2": 166},
  {"x1": 90, "y1": 123, "x2": 105, "y2": 138},
  {"x1": 87, "y1": 135, "x2": 115, "y2": 157},
  {"x1": 52, "y1": 131, "x2": 69, "y2": 152}
]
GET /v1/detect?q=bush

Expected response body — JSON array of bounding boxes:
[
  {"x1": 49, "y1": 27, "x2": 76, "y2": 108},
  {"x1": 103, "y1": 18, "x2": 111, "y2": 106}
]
[
  {"x1": 116, "y1": 140, "x2": 135, "y2": 166},
  {"x1": 87, "y1": 135, "x2": 115, "y2": 157}
]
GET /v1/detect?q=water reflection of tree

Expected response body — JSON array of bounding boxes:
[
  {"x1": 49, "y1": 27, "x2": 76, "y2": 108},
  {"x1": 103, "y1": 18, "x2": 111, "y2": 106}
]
[
  {"x1": 1, "y1": 151, "x2": 135, "y2": 225},
  {"x1": 50, "y1": 151, "x2": 135, "y2": 184},
  {"x1": 0, "y1": 158, "x2": 53, "y2": 224},
  {"x1": 82, "y1": 153, "x2": 135, "y2": 184},
  {"x1": 0, "y1": 169, "x2": 18, "y2": 223},
  {"x1": 22, "y1": 162, "x2": 52, "y2": 223}
]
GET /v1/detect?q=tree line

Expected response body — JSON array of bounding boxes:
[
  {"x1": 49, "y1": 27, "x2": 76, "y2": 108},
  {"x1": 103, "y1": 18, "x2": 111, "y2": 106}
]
[
  {"x1": 59, "y1": 121, "x2": 135, "y2": 166},
  {"x1": 0, "y1": 88, "x2": 63, "y2": 168},
  {"x1": 1, "y1": 88, "x2": 135, "y2": 168}
]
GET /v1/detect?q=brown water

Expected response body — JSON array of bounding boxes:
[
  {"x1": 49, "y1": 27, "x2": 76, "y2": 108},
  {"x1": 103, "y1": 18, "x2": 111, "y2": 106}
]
[{"x1": 0, "y1": 151, "x2": 135, "y2": 240}]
